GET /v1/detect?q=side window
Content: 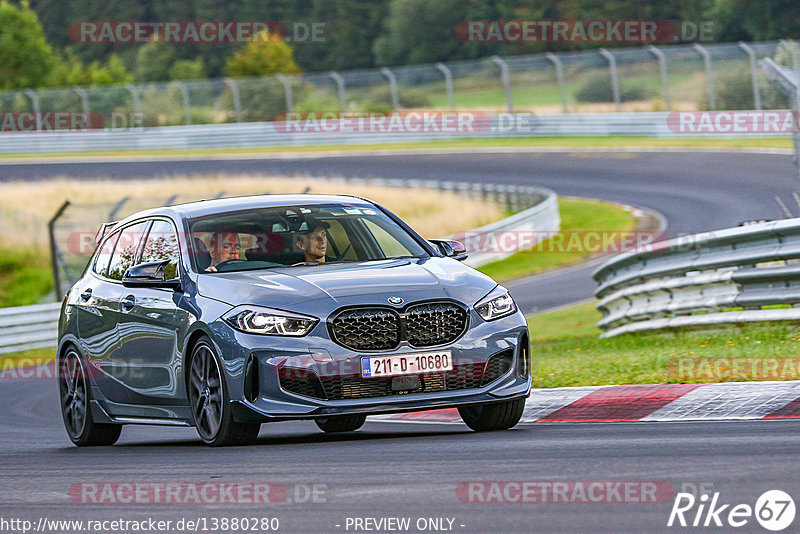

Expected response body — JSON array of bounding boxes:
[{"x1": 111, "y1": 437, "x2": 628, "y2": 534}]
[
  {"x1": 93, "y1": 232, "x2": 118, "y2": 277},
  {"x1": 363, "y1": 219, "x2": 414, "y2": 258},
  {"x1": 140, "y1": 220, "x2": 181, "y2": 280},
  {"x1": 106, "y1": 222, "x2": 149, "y2": 281},
  {"x1": 327, "y1": 220, "x2": 357, "y2": 260}
]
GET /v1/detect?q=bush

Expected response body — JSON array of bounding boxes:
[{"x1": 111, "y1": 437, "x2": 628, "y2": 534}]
[
  {"x1": 363, "y1": 86, "x2": 433, "y2": 109},
  {"x1": 700, "y1": 64, "x2": 786, "y2": 110},
  {"x1": 574, "y1": 74, "x2": 653, "y2": 103}
]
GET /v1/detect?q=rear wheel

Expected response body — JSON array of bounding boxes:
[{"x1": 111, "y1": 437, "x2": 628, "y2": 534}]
[
  {"x1": 458, "y1": 398, "x2": 526, "y2": 431},
  {"x1": 188, "y1": 337, "x2": 260, "y2": 446},
  {"x1": 315, "y1": 414, "x2": 367, "y2": 433},
  {"x1": 59, "y1": 347, "x2": 122, "y2": 446}
]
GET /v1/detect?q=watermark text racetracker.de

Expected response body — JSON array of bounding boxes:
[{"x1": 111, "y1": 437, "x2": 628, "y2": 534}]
[
  {"x1": 272, "y1": 111, "x2": 538, "y2": 135},
  {"x1": 0, "y1": 516, "x2": 280, "y2": 533},
  {"x1": 667, "y1": 111, "x2": 800, "y2": 134},
  {"x1": 457, "y1": 480, "x2": 674, "y2": 503},
  {"x1": 0, "y1": 112, "x2": 143, "y2": 132},
  {"x1": 69, "y1": 21, "x2": 326, "y2": 43}
]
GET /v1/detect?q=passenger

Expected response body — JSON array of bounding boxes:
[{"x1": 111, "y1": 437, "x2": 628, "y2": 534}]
[{"x1": 206, "y1": 232, "x2": 241, "y2": 271}]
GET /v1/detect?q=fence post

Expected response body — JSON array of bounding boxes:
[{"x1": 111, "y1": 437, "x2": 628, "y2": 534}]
[
  {"x1": 172, "y1": 81, "x2": 192, "y2": 125},
  {"x1": 223, "y1": 78, "x2": 242, "y2": 122},
  {"x1": 693, "y1": 43, "x2": 716, "y2": 110},
  {"x1": 738, "y1": 41, "x2": 762, "y2": 110},
  {"x1": 598, "y1": 48, "x2": 621, "y2": 112},
  {"x1": 647, "y1": 46, "x2": 671, "y2": 111},
  {"x1": 23, "y1": 89, "x2": 42, "y2": 130},
  {"x1": 48, "y1": 200, "x2": 70, "y2": 302},
  {"x1": 125, "y1": 84, "x2": 142, "y2": 124},
  {"x1": 108, "y1": 197, "x2": 130, "y2": 221},
  {"x1": 545, "y1": 52, "x2": 568, "y2": 113},
  {"x1": 73, "y1": 86, "x2": 90, "y2": 119},
  {"x1": 276, "y1": 75, "x2": 293, "y2": 113},
  {"x1": 435, "y1": 62, "x2": 455, "y2": 110},
  {"x1": 780, "y1": 39, "x2": 799, "y2": 74},
  {"x1": 490, "y1": 56, "x2": 513, "y2": 113},
  {"x1": 381, "y1": 67, "x2": 399, "y2": 111},
  {"x1": 329, "y1": 71, "x2": 347, "y2": 111}
]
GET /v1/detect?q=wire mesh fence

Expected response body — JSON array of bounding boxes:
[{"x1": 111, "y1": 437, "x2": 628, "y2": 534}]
[{"x1": 1, "y1": 40, "x2": 794, "y2": 133}]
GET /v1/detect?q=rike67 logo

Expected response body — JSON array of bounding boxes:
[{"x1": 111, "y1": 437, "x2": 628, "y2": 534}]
[{"x1": 668, "y1": 490, "x2": 795, "y2": 531}]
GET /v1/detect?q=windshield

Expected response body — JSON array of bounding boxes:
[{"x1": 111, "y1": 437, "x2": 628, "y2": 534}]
[{"x1": 188, "y1": 203, "x2": 429, "y2": 273}]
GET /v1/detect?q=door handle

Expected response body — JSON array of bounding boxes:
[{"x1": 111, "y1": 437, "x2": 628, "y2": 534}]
[
  {"x1": 80, "y1": 288, "x2": 92, "y2": 301},
  {"x1": 121, "y1": 295, "x2": 136, "y2": 311}
]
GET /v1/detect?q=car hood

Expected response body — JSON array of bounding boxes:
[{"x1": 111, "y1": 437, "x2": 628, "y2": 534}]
[{"x1": 196, "y1": 257, "x2": 497, "y2": 315}]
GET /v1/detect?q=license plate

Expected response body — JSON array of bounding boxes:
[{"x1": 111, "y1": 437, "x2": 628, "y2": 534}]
[{"x1": 361, "y1": 351, "x2": 453, "y2": 378}]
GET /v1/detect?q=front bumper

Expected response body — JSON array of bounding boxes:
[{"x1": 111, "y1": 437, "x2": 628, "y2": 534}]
[{"x1": 210, "y1": 310, "x2": 531, "y2": 423}]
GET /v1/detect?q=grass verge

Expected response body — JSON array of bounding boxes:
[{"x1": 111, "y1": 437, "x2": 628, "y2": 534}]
[
  {"x1": 0, "y1": 136, "x2": 791, "y2": 159},
  {"x1": 477, "y1": 197, "x2": 639, "y2": 282},
  {"x1": 529, "y1": 302, "x2": 800, "y2": 388},
  {"x1": 0, "y1": 247, "x2": 53, "y2": 307}
]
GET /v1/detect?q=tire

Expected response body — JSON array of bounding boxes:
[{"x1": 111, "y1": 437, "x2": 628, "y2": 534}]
[
  {"x1": 315, "y1": 414, "x2": 367, "y2": 433},
  {"x1": 188, "y1": 337, "x2": 260, "y2": 446},
  {"x1": 58, "y1": 346, "x2": 122, "y2": 446},
  {"x1": 458, "y1": 397, "x2": 526, "y2": 432}
]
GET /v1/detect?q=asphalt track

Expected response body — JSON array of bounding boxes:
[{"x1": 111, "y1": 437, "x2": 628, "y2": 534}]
[{"x1": 2, "y1": 150, "x2": 800, "y2": 533}]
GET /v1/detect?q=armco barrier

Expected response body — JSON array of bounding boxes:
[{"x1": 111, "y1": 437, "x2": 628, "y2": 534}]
[
  {"x1": 0, "y1": 302, "x2": 61, "y2": 355},
  {"x1": 594, "y1": 218, "x2": 800, "y2": 337},
  {"x1": 0, "y1": 112, "x2": 789, "y2": 155}
]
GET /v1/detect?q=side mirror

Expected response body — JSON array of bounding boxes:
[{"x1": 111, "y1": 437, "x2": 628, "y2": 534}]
[
  {"x1": 429, "y1": 239, "x2": 468, "y2": 261},
  {"x1": 122, "y1": 260, "x2": 182, "y2": 291}
]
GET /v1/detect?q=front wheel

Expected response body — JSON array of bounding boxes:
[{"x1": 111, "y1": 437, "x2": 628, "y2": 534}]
[
  {"x1": 458, "y1": 398, "x2": 526, "y2": 432},
  {"x1": 315, "y1": 414, "x2": 367, "y2": 433},
  {"x1": 188, "y1": 337, "x2": 260, "y2": 446},
  {"x1": 59, "y1": 347, "x2": 122, "y2": 446}
]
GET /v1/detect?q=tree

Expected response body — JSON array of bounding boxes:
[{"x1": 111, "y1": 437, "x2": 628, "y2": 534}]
[
  {"x1": 134, "y1": 41, "x2": 179, "y2": 82},
  {"x1": 0, "y1": 0, "x2": 54, "y2": 89},
  {"x1": 224, "y1": 30, "x2": 301, "y2": 76}
]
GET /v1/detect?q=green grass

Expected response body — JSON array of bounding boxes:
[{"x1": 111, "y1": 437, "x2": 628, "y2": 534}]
[
  {"x1": 529, "y1": 302, "x2": 800, "y2": 388},
  {"x1": 477, "y1": 197, "x2": 638, "y2": 282},
  {"x1": 0, "y1": 136, "x2": 792, "y2": 159},
  {"x1": 0, "y1": 247, "x2": 53, "y2": 307}
]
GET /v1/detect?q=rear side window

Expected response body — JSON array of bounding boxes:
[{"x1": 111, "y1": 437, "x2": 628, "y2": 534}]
[
  {"x1": 140, "y1": 220, "x2": 181, "y2": 280},
  {"x1": 106, "y1": 222, "x2": 150, "y2": 281},
  {"x1": 92, "y1": 233, "x2": 118, "y2": 277}
]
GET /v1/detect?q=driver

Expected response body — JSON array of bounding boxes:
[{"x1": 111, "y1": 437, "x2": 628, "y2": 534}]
[
  {"x1": 295, "y1": 220, "x2": 330, "y2": 263},
  {"x1": 206, "y1": 232, "x2": 241, "y2": 271}
]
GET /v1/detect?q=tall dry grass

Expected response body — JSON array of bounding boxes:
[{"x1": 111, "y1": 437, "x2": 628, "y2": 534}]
[{"x1": 0, "y1": 174, "x2": 503, "y2": 246}]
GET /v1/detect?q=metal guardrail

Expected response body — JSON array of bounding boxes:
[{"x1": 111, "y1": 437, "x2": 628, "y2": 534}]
[
  {"x1": 593, "y1": 218, "x2": 800, "y2": 338},
  {"x1": 0, "y1": 112, "x2": 788, "y2": 155},
  {"x1": 0, "y1": 302, "x2": 60, "y2": 355}
]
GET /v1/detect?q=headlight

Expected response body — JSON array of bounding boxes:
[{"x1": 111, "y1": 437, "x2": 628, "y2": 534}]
[
  {"x1": 223, "y1": 306, "x2": 318, "y2": 336},
  {"x1": 475, "y1": 287, "x2": 517, "y2": 321}
]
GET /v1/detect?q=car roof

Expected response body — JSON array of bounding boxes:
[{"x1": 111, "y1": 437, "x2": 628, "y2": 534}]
[{"x1": 112, "y1": 194, "x2": 376, "y2": 227}]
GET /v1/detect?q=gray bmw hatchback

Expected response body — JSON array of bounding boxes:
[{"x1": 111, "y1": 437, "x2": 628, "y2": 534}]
[{"x1": 57, "y1": 195, "x2": 531, "y2": 446}]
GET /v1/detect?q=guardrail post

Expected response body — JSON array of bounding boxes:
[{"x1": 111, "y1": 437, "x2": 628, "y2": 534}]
[
  {"x1": 23, "y1": 89, "x2": 42, "y2": 130},
  {"x1": 329, "y1": 71, "x2": 347, "y2": 111},
  {"x1": 598, "y1": 48, "x2": 621, "y2": 112},
  {"x1": 647, "y1": 46, "x2": 671, "y2": 111},
  {"x1": 48, "y1": 200, "x2": 70, "y2": 301},
  {"x1": 172, "y1": 81, "x2": 192, "y2": 125},
  {"x1": 73, "y1": 86, "x2": 90, "y2": 119},
  {"x1": 490, "y1": 56, "x2": 513, "y2": 113},
  {"x1": 738, "y1": 41, "x2": 762, "y2": 110},
  {"x1": 381, "y1": 67, "x2": 400, "y2": 111},
  {"x1": 435, "y1": 62, "x2": 455, "y2": 110},
  {"x1": 545, "y1": 52, "x2": 568, "y2": 113},
  {"x1": 276, "y1": 75, "x2": 293, "y2": 113},
  {"x1": 125, "y1": 84, "x2": 142, "y2": 125},
  {"x1": 223, "y1": 78, "x2": 243, "y2": 122},
  {"x1": 693, "y1": 43, "x2": 716, "y2": 110}
]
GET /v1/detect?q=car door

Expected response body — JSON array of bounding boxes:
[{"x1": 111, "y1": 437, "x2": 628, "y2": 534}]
[
  {"x1": 116, "y1": 218, "x2": 185, "y2": 402},
  {"x1": 90, "y1": 220, "x2": 150, "y2": 403},
  {"x1": 76, "y1": 230, "x2": 124, "y2": 365}
]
